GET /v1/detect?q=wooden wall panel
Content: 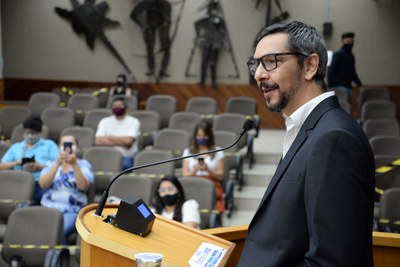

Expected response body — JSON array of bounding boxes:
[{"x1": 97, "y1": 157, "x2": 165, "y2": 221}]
[
  {"x1": 2, "y1": 79, "x2": 285, "y2": 129},
  {"x1": 3, "y1": 78, "x2": 400, "y2": 129}
]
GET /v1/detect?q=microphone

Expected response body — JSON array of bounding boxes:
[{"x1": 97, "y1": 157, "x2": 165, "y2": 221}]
[{"x1": 94, "y1": 119, "x2": 254, "y2": 217}]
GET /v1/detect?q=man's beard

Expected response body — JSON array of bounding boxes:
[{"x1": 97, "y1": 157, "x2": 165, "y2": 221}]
[
  {"x1": 260, "y1": 81, "x2": 289, "y2": 112},
  {"x1": 267, "y1": 93, "x2": 288, "y2": 112},
  {"x1": 262, "y1": 70, "x2": 302, "y2": 113}
]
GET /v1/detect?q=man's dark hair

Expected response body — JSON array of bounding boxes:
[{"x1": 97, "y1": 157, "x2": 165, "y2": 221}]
[
  {"x1": 112, "y1": 96, "x2": 128, "y2": 108},
  {"x1": 256, "y1": 21, "x2": 328, "y2": 90},
  {"x1": 341, "y1": 32, "x2": 355, "y2": 39},
  {"x1": 117, "y1": 73, "x2": 127, "y2": 83},
  {"x1": 23, "y1": 116, "x2": 42, "y2": 132}
]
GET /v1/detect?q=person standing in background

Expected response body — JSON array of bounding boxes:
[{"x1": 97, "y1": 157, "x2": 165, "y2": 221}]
[{"x1": 328, "y1": 32, "x2": 362, "y2": 101}]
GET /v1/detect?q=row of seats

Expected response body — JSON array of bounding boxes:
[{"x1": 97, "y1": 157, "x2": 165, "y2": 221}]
[
  {"x1": 0, "y1": 91, "x2": 260, "y2": 138},
  {"x1": 52, "y1": 86, "x2": 139, "y2": 108},
  {"x1": 83, "y1": 127, "x2": 242, "y2": 217},
  {"x1": 0, "y1": 125, "x2": 243, "y2": 216},
  {"x1": 0, "y1": 171, "x2": 219, "y2": 266},
  {"x1": 51, "y1": 87, "x2": 260, "y2": 136}
]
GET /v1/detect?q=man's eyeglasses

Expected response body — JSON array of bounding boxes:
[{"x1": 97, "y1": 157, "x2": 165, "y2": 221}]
[{"x1": 247, "y1": 52, "x2": 308, "y2": 76}]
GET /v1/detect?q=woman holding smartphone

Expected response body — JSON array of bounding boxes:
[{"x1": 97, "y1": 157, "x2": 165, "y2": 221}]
[
  {"x1": 182, "y1": 121, "x2": 225, "y2": 212},
  {"x1": 38, "y1": 135, "x2": 94, "y2": 244}
]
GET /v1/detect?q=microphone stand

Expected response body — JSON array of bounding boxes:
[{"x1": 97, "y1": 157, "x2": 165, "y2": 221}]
[{"x1": 95, "y1": 119, "x2": 254, "y2": 217}]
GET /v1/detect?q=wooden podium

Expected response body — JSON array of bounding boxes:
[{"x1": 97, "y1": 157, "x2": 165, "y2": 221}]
[
  {"x1": 76, "y1": 204, "x2": 235, "y2": 267},
  {"x1": 205, "y1": 225, "x2": 400, "y2": 267}
]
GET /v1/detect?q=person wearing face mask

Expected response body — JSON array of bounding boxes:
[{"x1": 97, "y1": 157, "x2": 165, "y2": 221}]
[
  {"x1": 108, "y1": 74, "x2": 133, "y2": 98},
  {"x1": 182, "y1": 120, "x2": 225, "y2": 212},
  {"x1": 95, "y1": 97, "x2": 141, "y2": 169},
  {"x1": 0, "y1": 116, "x2": 59, "y2": 203},
  {"x1": 328, "y1": 32, "x2": 362, "y2": 101},
  {"x1": 153, "y1": 176, "x2": 200, "y2": 229},
  {"x1": 39, "y1": 135, "x2": 94, "y2": 244}
]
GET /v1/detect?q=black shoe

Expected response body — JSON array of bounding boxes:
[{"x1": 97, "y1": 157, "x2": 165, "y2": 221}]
[{"x1": 145, "y1": 70, "x2": 154, "y2": 76}]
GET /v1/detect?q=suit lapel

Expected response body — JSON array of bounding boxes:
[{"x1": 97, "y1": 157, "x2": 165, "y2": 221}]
[{"x1": 255, "y1": 96, "x2": 341, "y2": 212}]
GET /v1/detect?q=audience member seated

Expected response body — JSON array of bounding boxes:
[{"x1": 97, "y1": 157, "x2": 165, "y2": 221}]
[
  {"x1": 182, "y1": 121, "x2": 225, "y2": 212},
  {"x1": 153, "y1": 176, "x2": 200, "y2": 229},
  {"x1": 95, "y1": 97, "x2": 141, "y2": 169},
  {"x1": 108, "y1": 74, "x2": 133, "y2": 98},
  {"x1": 39, "y1": 134, "x2": 94, "y2": 244},
  {"x1": 0, "y1": 116, "x2": 59, "y2": 204}
]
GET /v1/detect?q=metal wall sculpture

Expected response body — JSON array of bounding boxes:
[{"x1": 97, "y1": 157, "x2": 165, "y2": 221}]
[
  {"x1": 185, "y1": 0, "x2": 239, "y2": 88},
  {"x1": 55, "y1": 0, "x2": 135, "y2": 80},
  {"x1": 255, "y1": 0, "x2": 290, "y2": 26},
  {"x1": 130, "y1": 0, "x2": 185, "y2": 83}
]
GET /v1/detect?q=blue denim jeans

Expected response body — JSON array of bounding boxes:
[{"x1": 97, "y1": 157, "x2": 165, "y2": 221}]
[
  {"x1": 63, "y1": 212, "x2": 78, "y2": 244},
  {"x1": 122, "y1": 157, "x2": 134, "y2": 170}
]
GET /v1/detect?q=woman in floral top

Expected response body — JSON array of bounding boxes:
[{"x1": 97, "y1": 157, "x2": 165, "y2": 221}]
[{"x1": 39, "y1": 135, "x2": 94, "y2": 243}]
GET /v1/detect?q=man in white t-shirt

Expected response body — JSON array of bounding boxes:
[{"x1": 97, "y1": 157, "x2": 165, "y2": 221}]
[{"x1": 95, "y1": 97, "x2": 140, "y2": 169}]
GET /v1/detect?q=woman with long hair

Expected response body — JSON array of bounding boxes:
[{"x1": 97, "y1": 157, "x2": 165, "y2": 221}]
[
  {"x1": 182, "y1": 120, "x2": 225, "y2": 212},
  {"x1": 153, "y1": 175, "x2": 200, "y2": 229}
]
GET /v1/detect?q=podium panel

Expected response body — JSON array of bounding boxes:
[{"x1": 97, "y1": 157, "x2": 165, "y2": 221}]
[{"x1": 76, "y1": 204, "x2": 235, "y2": 267}]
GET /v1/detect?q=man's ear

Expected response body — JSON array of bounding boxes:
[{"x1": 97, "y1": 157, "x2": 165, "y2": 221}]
[{"x1": 304, "y1": 53, "x2": 319, "y2": 81}]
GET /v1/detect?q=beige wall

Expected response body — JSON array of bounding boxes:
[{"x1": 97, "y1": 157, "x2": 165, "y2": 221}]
[{"x1": 1, "y1": 0, "x2": 399, "y2": 85}]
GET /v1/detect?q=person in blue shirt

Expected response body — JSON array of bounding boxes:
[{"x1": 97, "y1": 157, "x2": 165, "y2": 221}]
[
  {"x1": 0, "y1": 116, "x2": 59, "y2": 203},
  {"x1": 39, "y1": 134, "x2": 94, "y2": 244}
]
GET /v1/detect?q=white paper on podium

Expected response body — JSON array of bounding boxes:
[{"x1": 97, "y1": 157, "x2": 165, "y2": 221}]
[{"x1": 188, "y1": 242, "x2": 226, "y2": 267}]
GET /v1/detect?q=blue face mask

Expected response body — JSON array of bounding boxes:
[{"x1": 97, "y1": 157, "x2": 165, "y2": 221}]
[{"x1": 196, "y1": 137, "x2": 208, "y2": 146}]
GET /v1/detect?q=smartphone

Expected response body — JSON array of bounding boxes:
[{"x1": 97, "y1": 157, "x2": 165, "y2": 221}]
[
  {"x1": 21, "y1": 156, "x2": 35, "y2": 165},
  {"x1": 63, "y1": 142, "x2": 73, "y2": 154}
]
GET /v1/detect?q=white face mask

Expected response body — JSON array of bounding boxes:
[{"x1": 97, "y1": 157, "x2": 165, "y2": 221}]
[{"x1": 23, "y1": 133, "x2": 40, "y2": 144}]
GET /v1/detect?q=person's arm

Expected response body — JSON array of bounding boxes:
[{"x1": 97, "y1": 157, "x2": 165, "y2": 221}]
[
  {"x1": 182, "y1": 149, "x2": 202, "y2": 176},
  {"x1": 304, "y1": 129, "x2": 374, "y2": 266},
  {"x1": 327, "y1": 53, "x2": 338, "y2": 87},
  {"x1": 125, "y1": 88, "x2": 133, "y2": 97},
  {"x1": 22, "y1": 161, "x2": 45, "y2": 172},
  {"x1": 0, "y1": 160, "x2": 21, "y2": 170},
  {"x1": 204, "y1": 157, "x2": 224, "y2": 181},
  {"x1": 38, "y1": 157, "x2": 62, "y2": 189},
  {"x1": 70, "y1": 157, "x2": 90, "y2": 191},
  {"x1": 95, "y1": 136, "x2": 135, "y2": 148},
  {"x1": 181, "y1": 199, "x2": 201, "y2": 229},
  {"x1": 108, "y1": 86, "x2": 115, "y2": 97},
  {"x1": 352, "y1": 63, "x2": 362, "y2": 86},
  {"x1": 0, "y1": 146, "x2": 22, "y2": 170},
  {"x1": 184, "y1": 220, "x2": 199, "y2": 229}
]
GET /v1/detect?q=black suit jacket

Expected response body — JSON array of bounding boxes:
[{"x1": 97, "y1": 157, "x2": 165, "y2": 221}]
[{"x1": 238, "y1": 96, "x2": 375, "y2": 267}]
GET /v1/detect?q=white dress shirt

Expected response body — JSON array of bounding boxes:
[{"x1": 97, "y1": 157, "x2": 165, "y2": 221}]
[{"x1": 282, "y1": 91, "x2": 335, "y2": 158}]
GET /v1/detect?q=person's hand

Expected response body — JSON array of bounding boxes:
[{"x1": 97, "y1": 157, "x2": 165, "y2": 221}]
[
  {"x1": 22, "y1": 162, "x2": 41, "y2": 172},
  {"x1": 59, "y1": 151, "x2": 77, "y2": 165},
  {"x1": 15, "y1": 158, "x2": 22, "y2": 166},
  {"x1": 198, "y1": 162, "x2": 209, "y2": 171},
  {"x1": 194, "y1": 161, "x2": 208, "y2": 172}
]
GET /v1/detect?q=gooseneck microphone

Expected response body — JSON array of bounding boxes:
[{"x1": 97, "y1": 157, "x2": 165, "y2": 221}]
[{"x1": 94, "y1": 119, "x2": 254, "y2": 217}]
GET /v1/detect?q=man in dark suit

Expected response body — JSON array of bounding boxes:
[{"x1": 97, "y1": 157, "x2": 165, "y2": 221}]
[{"x1": 240, "y1": 21, "x2": 375, "y2": 266}]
